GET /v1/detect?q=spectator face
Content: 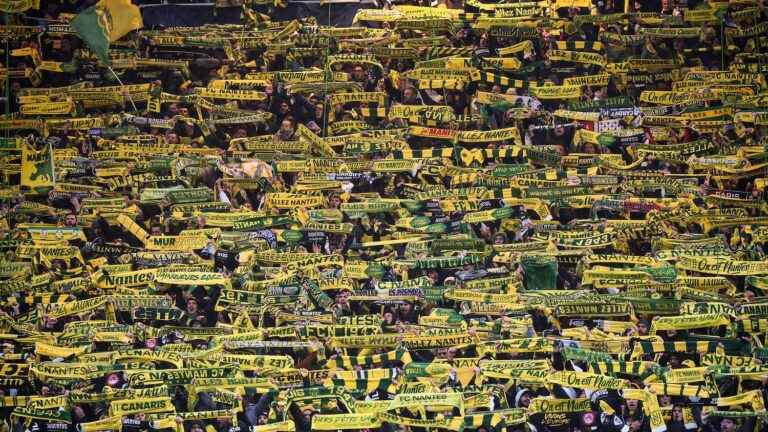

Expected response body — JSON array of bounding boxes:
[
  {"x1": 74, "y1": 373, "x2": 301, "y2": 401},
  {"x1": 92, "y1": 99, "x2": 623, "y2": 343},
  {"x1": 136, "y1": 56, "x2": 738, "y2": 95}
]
[
  {"x1": 187, "y1": 298, "x2": 198, "y2": 314},
  {"x1": 106, "y1": 373, "x2": 120, "y2": 387},
  {"x1": 479, "y1": 223, "x2": 492, "y2": 239},
  {"x1": 426, "y1": 270, "x2": 438, "y2": 283},
  {"x1": 403, "y1": 87, "x2": 416, "y2": 103},
  {"x1": 280, "y1": 119, "x2": 293, "y2": 134},
  {"x1": 383, "y1": 311, "x2": 394, "y2": 324},
  {"x1": 721, "y1": 419, "x2": 736, "y2": 432},
  {"x1": 637, "y1": 322, "x2": 648, "y2": 335},
  {"x1": 280, "y1": 101, "x2": 290, "y2": 114},
  {"x1": 166, "y1": 133, "x2": 179, "y2": 144},
  {"x1": 400, "y1": 302, "x2": 412, "y2": 314},
  {"x1": 336, "y1": 290, "x2": 351, "y2": 306},
  {"x1": 668, "y1": 355, "x2": 681, "y2": 368},
  {"x1": 672, "y1": 407, "x2": 683, "y2": 421},
  {"x1": 353, "y1": 66, "x2": 366, "y2": 82},
  {"x1": 64, "y1": 213, "x2": 78, "y2": 227}
]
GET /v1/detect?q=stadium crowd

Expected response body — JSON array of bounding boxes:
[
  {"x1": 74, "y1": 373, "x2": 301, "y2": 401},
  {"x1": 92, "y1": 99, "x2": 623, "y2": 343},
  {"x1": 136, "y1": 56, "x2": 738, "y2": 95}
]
[{"x1": 1, "y1": 0, "x2": 768, "y2": 431}]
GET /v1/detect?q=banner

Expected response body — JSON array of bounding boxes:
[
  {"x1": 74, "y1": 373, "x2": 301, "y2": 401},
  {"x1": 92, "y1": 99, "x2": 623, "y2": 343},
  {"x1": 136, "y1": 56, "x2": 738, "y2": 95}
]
[{"x1": 21, "y1": 143, "x2": 54, "y2": 189}]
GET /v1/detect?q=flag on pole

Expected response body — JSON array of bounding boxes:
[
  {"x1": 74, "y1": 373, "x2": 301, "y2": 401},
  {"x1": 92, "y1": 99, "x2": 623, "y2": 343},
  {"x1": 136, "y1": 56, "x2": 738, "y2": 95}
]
[
  {"x1": 21, "y1": 142, "x2": 54, "y2": 190},
  {"x1": 70, "y1": 0, "x2": 143, "y2": 65}
]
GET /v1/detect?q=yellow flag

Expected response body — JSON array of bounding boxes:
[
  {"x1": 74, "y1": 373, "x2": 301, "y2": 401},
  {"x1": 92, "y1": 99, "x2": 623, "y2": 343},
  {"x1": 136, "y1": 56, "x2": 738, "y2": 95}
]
[{"x1": 21, "y1": 143, "x2": 54, "y2": 190}]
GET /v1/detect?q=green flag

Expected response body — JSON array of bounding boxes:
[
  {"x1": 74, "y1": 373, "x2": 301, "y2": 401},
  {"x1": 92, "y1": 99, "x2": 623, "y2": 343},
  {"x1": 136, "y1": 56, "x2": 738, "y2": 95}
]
[
  {"x1": 521, "y1": 255, "x2": 558, "y2": 290},
  {"x1": 70, "y1": 0, "x2": 143, "y2": 65}
]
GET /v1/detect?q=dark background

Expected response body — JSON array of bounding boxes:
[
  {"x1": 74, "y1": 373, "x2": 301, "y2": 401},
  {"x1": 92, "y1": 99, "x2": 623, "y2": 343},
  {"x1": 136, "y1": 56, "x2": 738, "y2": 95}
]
[{"x1": 139, "y1": 2, "x2": 373, "y2": 27}]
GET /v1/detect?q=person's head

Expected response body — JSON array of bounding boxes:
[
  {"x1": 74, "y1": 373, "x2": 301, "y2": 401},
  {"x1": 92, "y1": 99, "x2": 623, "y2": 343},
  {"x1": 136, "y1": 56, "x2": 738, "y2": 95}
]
[
  {"x1": 64, "y1": 212, "x2": 78, "y2": 227},
  {"x1": 233, "y1": 128, "x2": 247, "y2": 138},
  {"x1": 105, "y1": 373, "x2": 121, "y2": 388},
  {"x1": 150, "y1": 225, "x2": 163, "y2": 236},
  {"x1": 145, "y1": 337, "x2": 158, "y2": 349},
  {"x1": 382, "y1": 309, "x2": 395, "y2": 324},
  {"x1": 400, "y1": 302, "x2": 413, "y2": 314},
  {"x1": 315, "y1": 103, "x2": 324, "y2": 120},
  {"x1": 637, "y1": 320, "x2": 649, "y2": 335},
  {"x1": 515, "y1": 389, "x2": 531, "y2": 407},
  {"x1": 336, "y1": 289, "x2": 351, "y2": 306},
  {"x1": 352, "y1": 65, "x2": 366, "y2": 82},
  {"x1": 721, "y1": 418, "x2": 737, "y2": 432},
  {"x1": 479, "y1": 222, "x2": 492, "y2": 239},
  {"x1": 280, "y1": 118, "x2": 294, "y2": 134},
  {"x1": 165, "y1": 132, "x2": 179, "y2": 144},
  {"x1": 328, "y1": 194, "x2": 341, "y2": 209},
  {"x1": 626, "y1": 399, "x2": 639, "y2": 411},
  {"x1": 668, "y1": 354, "x2": 681, "y2": 369},
  {"x1": 190, "y1": 422, "x2": 204, "y2": 432},
  {"x1": 403, "y1": 86, "x2": 418, "y2": 103},
  {"x1": 425, "y1": 269, "x2": 439, "y2": 284},
  {"x1": 279, "y1": 100, "x2": 291, "y2": 115},
  {"x1": 671, "y1": 405, "x2": 683, "y2": 422},
  {"x1": 186, "y1": 297, "x2": 199, "y2": 314},
  {"x1": 439, "y1": 347, "x2": 457, "y2": 360},
  {"x1": 554, "y1": 124, "x2": 565, "y2": 137}
]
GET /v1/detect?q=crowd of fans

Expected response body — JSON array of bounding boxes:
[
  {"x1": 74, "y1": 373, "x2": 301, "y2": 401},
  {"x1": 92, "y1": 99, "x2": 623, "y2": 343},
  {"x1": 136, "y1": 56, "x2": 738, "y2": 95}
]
[{"x1": 2, "y1": 0, "x2": 768, "y2": 431}]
